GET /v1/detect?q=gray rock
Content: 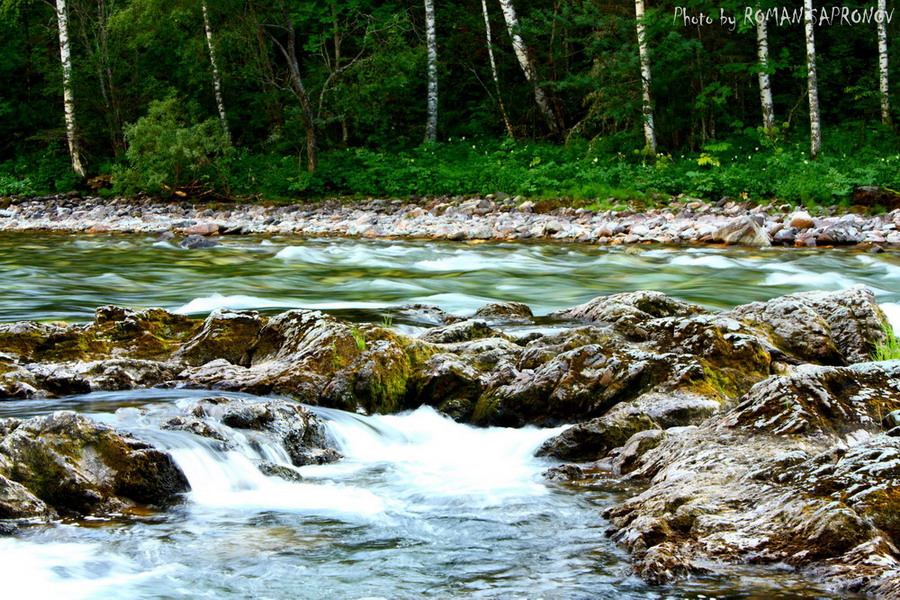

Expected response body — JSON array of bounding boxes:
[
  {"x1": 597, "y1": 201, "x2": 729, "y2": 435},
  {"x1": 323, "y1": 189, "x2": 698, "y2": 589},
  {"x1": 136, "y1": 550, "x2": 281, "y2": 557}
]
[
  {"x1": 179, "y1": 234, "x2": 221, "y2": 249},
  {"x1": 711, "y1": 216, "x2": 771, "y2": 247}
]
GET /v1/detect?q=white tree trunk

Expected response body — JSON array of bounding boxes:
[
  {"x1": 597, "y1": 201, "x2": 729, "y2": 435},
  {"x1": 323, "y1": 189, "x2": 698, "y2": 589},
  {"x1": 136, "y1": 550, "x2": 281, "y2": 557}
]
[
  {"x1": 498, "y1": 0, "x2": 560, "y2": 135},
  {"x1": 878, "y1": 0, "x2": 891, "y2": 125},
  {"x1": 55, "y1": 0, "x2": 86, "y2": 178},
  {"x1": 755, "y1": 10, "x2": 775, "y2": 132},
  {"x1": 634, "y1": 0, "x2": 657, "y2": 155},
  {"x1": 424, "y1": 0, "x2": 438, "y2": 142},
  {"x1": 202, "y1": 1, "x2": 229, "y2": 140},
  {"x1": 804, "y1": 0, "x2": 821, "y2": 158},
  {"x1": 481, "y1": 0, "x2": 514, "y2": 137}
]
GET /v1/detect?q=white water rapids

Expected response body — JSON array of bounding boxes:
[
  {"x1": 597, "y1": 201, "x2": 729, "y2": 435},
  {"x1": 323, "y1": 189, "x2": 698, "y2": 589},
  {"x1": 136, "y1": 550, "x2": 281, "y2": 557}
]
[{"x1": 0, "y1": 392, "x2": 857, "y2": 599}]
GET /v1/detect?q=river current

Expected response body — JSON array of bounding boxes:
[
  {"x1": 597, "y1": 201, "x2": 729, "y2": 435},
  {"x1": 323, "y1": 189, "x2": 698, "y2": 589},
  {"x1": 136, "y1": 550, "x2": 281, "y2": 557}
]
[{"x1": 1, "y1": 233, "x2": 896, "y2": 599}]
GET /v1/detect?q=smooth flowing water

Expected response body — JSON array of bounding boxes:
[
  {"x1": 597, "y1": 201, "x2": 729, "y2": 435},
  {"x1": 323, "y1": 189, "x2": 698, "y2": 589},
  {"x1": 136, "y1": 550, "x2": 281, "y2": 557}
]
[
  {"x1": 0, "y1": 232, "x2": 897, "y2": 326},
  {"x1": 0, "y1": 232, "x2": 894, "y2": 599}
]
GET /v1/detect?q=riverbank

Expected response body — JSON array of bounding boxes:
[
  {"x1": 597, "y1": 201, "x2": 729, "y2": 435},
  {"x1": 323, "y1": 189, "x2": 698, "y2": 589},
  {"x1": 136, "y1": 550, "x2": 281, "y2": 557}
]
[{"x1": 2, "y1": 194, "x2": 900, "y2": 247}]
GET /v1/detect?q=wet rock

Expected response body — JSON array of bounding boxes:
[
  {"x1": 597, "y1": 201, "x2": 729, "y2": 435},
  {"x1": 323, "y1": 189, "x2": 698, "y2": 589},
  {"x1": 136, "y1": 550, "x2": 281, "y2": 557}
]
[
  {"x1": 721, "y1": 361, "x2": 900, "y2": 436},
  {"x1": 179, "y1": 234, "x2": 221, "y2": 249},
  {"x1": 711, "y1": 216, "x2": 771, "y2": 247},
  {"x1": 177, "y1": 309, "x2": 266, "y2": 367},
  {"x1": 542, "y1": 464, "x2": 585, "y2": 482},
  {"x1": 549, "y1": 291, "x2": 702, "y2": 338},
  {"x1": 321, "y1": 337, "x2": 414, "y2": 414},
  {"x1": 257, "y1": 461, "x2": 304, "y2": 482},
  {"x1": 602, "y1": 361, "x2": 900, "y2": 595},
  {"x1": 728, "y1": 285, "x2": 888, "y2": 364},
  {"x1": 392, "y1": 304, "x2": 464, "y2": 326},
  {"x1": 536, "y1": 412, "x2": 656, "y2": 462},
  {"x1": 473, "y1": 302, "x2": 534, "y2": 324},
  {"x1": 419, "y1": 320, "x2": 500, "y2": 344},
  {"x1": 0, "y1": 412, "x2": 189, "y2": 518}
]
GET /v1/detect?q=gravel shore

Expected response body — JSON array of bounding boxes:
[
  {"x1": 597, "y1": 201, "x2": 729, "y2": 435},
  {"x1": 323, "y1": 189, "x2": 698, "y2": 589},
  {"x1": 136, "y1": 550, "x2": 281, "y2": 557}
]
[{"x1": 2, "y1": 194, "x2": 899, "y2": 247}]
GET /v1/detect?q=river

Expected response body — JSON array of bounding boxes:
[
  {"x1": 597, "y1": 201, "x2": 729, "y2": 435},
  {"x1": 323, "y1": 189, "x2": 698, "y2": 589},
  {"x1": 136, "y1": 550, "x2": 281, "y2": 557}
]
[{"x1": 1, "y1": 232, "x2": 896, "y2": 599}]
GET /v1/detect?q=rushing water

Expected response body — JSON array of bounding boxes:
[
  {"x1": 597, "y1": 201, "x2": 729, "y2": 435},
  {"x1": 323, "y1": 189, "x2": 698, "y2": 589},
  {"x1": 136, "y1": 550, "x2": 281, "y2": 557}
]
[
  {"x1": 0, "y1": 390, "x2": 851, "y2": 599},
  {"x1": 0, "y1": 232, "x2": 893, "y2": 598},
  {"x1": 0, "y1": 232, "x2": 897, "y2": 328}
]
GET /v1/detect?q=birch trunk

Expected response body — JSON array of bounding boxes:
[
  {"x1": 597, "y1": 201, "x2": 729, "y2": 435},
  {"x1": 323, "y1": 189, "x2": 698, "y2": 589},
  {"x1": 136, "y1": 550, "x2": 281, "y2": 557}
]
[
  {"x1": 877, "y1": 0, "x2": 891, "y2": 125},
  {"x1": 803, "y1": 0, "x2": 821, "y2": 158},
  {"x1": 55, "y1": 0, "x2": 86, "y2": 178},
  {"x1": 755, "y1": 10, "x2": 775, "y2": 132},
  {"x1": 202, "y1": 1, "x2": 229, "y2": 140},
  {"x1": 481, "y1": 0, "x2": 514, "y2": 138},
  {"x1": 634, "y1": 0, "x2": 657, "y2": 155},
  {"x1": 498, "y1": 0, "x2": 561, "y2": 136},
  {"x1": 424, "y1": 0, "x2": 438, "y2": 142}
]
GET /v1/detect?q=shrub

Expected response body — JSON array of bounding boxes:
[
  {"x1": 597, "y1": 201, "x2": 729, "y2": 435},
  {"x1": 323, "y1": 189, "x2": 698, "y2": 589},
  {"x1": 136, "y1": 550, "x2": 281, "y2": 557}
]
[{"x1": 113, "y1": 97, "x2": 233, "y2": 197}]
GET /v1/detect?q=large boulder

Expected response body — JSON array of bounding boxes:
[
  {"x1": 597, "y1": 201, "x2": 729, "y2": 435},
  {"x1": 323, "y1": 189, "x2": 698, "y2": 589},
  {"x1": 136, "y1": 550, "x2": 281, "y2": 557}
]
[
  {"x1": 0, "y1": 412, "x2": 189, "y2": 518},
  {"x1": 711, "y1": 216, "x2": 771, "y2": 247},
  {"x1": 602, "y1": 361, "x2": 900, "y2": 597},
  {"x1": 727, "y1": 285, "x2": 888, "y2": 364}
]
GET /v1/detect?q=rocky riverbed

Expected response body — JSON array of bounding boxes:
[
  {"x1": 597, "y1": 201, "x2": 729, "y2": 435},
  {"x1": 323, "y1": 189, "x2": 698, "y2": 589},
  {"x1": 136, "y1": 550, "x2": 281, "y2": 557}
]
[
  {"x1": 1, "y1": 283, "x2": 899, "y2": 596},
  {"x1": 2, "y1": 193, "x2": 900, "y2": 247}
]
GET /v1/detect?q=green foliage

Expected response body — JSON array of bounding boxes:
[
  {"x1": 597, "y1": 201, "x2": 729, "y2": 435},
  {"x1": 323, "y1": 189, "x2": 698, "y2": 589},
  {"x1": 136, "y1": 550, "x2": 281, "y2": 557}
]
[
  {"x1": 350, "y1": 327, "x2": 366, "y2": 351},
  {"x1": 113, "y1": 98, "x2": 233, "y2": 196},
  {"x1": 872, "y1": 322, "x2": 900, "y2": 362}
]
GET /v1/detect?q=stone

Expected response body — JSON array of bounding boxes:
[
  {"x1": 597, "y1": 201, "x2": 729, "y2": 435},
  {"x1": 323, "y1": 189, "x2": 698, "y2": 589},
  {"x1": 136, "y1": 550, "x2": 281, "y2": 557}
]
[
  {"x1": 852, "y1": 186, "x2": 900, "y2": 211},
  {"x1": 788, "y1": 211, "x2": 814, "y2": 229},
  {"x1": 180, "y1": 234, "x2": 221, "y2": 249},
  {"x1": 472, "y1": 302, "x2": 534, "y2": 324},
  {"x1": 0, "y1": 412, "x2": 189, "y2": 517},
  {"x1": 711, "y1": 216, "x2": 771, "y2": 247}
]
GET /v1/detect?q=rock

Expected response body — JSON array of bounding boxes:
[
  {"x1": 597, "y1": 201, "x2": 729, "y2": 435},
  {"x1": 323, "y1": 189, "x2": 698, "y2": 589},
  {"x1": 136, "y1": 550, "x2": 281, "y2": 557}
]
[
  {"x1": 392, "y1": 304, "x2": 464, "y2": 326},
  {"x1": 180, "y1": 234, "x2": 221, "y2": 249},
  {"x1": 721, "y1": 361, "x2": 900, "y2": 436},
  {"x1": 419, "y1": 320, "x2": 500, "y2": 344},
  {"x1": 257, "y1": 461, "x2": 304, "y2": 482},
  {"x1": 184, "y1": 222, "x2": 219, "y2": 236},
  {"x1": 176, "y1": 309, "x2": 265, "y2": 367},
  {"x1": 549, "y1": 291, "x2": 702, "y2": 336},
  {"x1": 788, "y1": 211, "x2": 814, "y2": 229},
  {"x1": 711, "y1": 216, "x2": 771, "y2": 247},
  {"x1": 0, "y1": 412, "x2": 189, "y2": 518},
  {"x1": 472, "y1": 302, "x2": 534, "y2": 324},
  {"x1": 853, "y1": 186, "x2": 900, "y2": 211},
  {"x1": 542, "y1": 464, "x2": 585, "y2": 482},
  {"x1": 602, "y1": 361, "x2": 900, "y2": 596},
  {"x1": 184, "y1": 397, "x2": 340, "y2": 467},
  {"x1": 536, "y1": 412, "x2": 657, "y2": 462},
  {"x1": 728, "y1": 285, "x2": 889, "y2": 365}
]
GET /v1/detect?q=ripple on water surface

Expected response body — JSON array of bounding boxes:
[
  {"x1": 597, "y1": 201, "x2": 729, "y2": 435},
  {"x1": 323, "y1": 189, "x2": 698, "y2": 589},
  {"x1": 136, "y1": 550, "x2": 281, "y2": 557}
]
[{"x1": 0, "y1": 233, "x2": 898, "y2": 325}]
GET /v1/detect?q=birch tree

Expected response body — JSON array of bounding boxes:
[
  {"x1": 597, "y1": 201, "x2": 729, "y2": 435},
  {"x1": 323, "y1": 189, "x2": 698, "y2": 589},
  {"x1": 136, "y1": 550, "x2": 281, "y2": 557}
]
[
  {"x1": 424, "y1": 0, "x2": 437, "y2": 142},
  {"x1": 877, "y1": 0, "x2": 890, "y2": 125},
  {"x1": 634, "y1": 0, "x2": 656, "y2": 155},
  {"x1": 202, "y1": 0, "x2": 229, "y2": 140},
  {"x1": 754, "y1": 6, "x2": 775, "y2": 132},
  {"x1": 56, "y1": 0, "x2": 86, "y2": 177},
  {"x1": 498, "y1": 0, "x2": 561, "y2": 136},
  {"x1": 481, "y1": 0, "x2": 513, "y2": 138},
  {"x1": 803, "y1": 0, "x2": 821, "y2": 158}
]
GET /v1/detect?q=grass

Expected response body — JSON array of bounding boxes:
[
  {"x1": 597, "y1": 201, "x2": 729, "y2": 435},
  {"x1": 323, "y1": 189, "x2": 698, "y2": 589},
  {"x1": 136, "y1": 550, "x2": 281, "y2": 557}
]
[{"x1": 872, "y1": 322, "x2": 900, "y2": 361}]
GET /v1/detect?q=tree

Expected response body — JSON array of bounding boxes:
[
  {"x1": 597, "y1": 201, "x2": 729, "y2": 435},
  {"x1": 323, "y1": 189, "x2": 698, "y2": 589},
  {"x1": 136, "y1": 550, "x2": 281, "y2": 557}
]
[
  {"x1": 201, "y1": 0, "x2": 229, "y2": 140},
  {"x1": 260, "y1": 1, "x2": 318, "y2": 171},
  {"x1": 754, "y1": 4, "x2": 774, "y2": 132},
  {"x1": 424, "y1": 0, "x2": 437, "y2": 142},
  {"x1": 55, "y1": 0, "x2": 86, "y2": 177},
  {"x1": 803, "y1": 0, "x2": 821, "y2": 159},
  {"x1": 877, "y1": 0, "x2": 891, "y2": 126},
  {"x1": 498, "y1": 0, "x2": 561, "y2": 137},
  {"x1": 480, "y1": 0, "x2": 513, "y2": 138},
  {"x1": 634, "y1": 0, "x2": 656, "y2": 155}
]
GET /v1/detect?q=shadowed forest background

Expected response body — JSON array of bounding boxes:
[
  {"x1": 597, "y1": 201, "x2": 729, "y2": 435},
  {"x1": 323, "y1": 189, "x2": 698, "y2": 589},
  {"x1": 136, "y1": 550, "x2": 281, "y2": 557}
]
[{"x1": 0, "y1": 0, "x2": 898, "y2": 204}]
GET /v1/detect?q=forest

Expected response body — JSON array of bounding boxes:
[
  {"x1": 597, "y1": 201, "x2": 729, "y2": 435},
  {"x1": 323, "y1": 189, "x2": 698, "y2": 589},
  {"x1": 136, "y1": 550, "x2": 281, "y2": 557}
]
[{"x1": 0, "y1": 0, "x2": 898, "y2": 205}]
